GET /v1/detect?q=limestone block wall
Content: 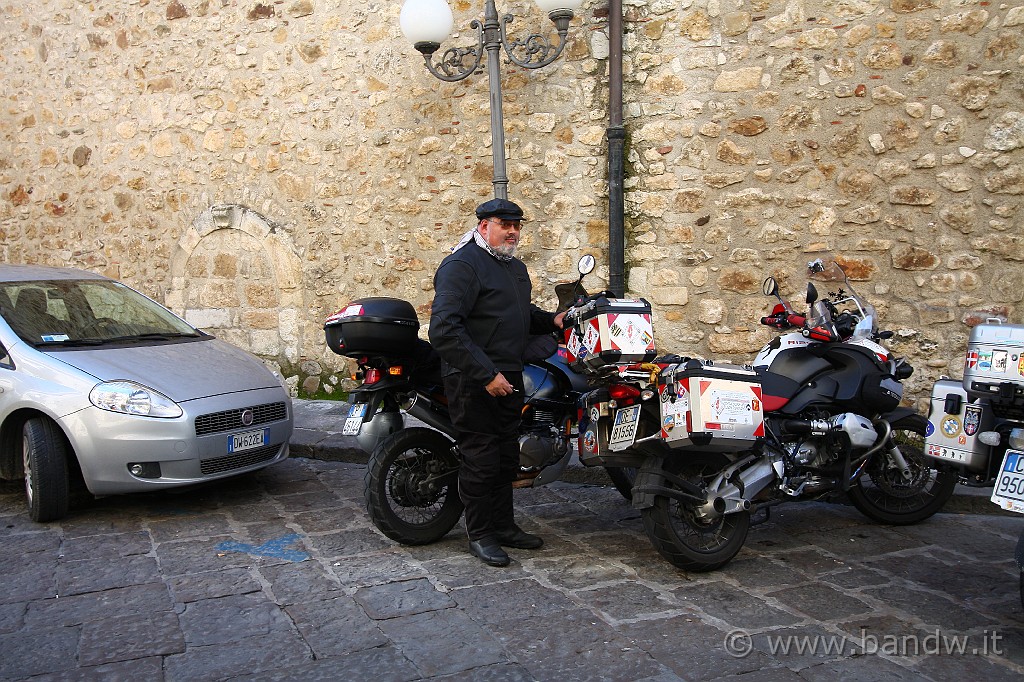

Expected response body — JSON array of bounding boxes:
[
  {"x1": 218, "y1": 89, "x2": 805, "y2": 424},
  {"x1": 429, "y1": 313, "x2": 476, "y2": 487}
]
[{"x1": 0, "y1": 0, "x2": 1021, "y2": 409}]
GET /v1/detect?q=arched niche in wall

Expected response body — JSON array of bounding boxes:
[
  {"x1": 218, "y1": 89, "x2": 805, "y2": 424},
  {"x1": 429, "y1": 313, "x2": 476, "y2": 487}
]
[{"x1": 167, "y1": 204, "x2": 303, "y2": 367}]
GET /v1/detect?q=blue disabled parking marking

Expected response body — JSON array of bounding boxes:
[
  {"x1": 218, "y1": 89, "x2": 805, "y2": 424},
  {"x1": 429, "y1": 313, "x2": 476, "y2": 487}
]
[{"x1": 216, "y1": 533, "x2": 309, "y2": 562}]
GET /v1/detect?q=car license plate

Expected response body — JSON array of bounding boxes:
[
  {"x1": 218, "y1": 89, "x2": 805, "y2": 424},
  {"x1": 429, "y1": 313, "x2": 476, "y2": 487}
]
[
  {"x1": 228, "y1": 428, "x2": 268, "y2": 453},
  {"x1": 609, "y1": 404, "x2": 641, "y2": 451},
  {"x1": 343, "y1": 403, "x2": 368, "y2": 436},
  {"x1": 992, "y1": 449, "x2": 1024, "y2": 513}
]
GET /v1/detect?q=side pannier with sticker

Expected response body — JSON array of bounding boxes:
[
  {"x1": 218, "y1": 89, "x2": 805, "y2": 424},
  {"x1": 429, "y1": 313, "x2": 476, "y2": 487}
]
[{"x1": 657, "y1": 359, "x2": 764, "y2": 452}]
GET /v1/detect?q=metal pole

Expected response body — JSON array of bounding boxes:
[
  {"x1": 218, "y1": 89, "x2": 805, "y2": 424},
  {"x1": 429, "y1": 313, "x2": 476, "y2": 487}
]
[
  {"x1": 409, "y1": 1, "x2": 577, "y2": 201},
  {"x1": 607, "y1": 0, "x2": 625, "y2": 296},
  {"x1": 482, "y1": 0, "x2": 508, "y2": 200}
]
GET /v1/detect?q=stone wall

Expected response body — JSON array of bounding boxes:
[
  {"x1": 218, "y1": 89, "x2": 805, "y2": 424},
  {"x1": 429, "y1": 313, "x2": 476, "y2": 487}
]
[{"x1": 1, "y1": 0, "x2": 1021, "y2": 410}]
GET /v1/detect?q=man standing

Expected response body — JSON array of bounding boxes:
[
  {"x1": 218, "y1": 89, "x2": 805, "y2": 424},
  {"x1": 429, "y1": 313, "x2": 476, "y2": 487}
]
[{"x1": 428, "y1": 198, "x2": 565, "y2": 567}]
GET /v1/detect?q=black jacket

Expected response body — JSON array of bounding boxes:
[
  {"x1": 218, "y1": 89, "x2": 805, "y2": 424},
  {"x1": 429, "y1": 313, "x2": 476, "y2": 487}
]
[{"x1": 428, "y1": 241, "x2": 557, "y2": 385}]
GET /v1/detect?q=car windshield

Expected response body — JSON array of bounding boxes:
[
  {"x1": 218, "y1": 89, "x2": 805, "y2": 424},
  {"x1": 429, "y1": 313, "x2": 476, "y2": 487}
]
[{"x1": 0, "y1": 279, "x2": 202, "y2": 347}]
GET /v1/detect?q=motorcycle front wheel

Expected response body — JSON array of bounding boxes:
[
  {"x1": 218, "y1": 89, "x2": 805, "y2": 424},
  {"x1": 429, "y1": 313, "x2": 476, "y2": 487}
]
[
  {"x1": 641, "y1": 453, "x2": 750, "y2": 572},
  {"x1": 364, "y1": 427, "x2": 464, "y2": 545},
  {"x1": 847, "y1": 414, "x2": 958, "y2": 525}
]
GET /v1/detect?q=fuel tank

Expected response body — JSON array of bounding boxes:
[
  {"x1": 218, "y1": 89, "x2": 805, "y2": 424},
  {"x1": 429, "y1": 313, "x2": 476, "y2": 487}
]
[
  {"x1": 523, "y1": 348, "x2": 589, "y2": 404},
  {"x1": 760, "y1": 343, "x2": 901, "y2": 416}
]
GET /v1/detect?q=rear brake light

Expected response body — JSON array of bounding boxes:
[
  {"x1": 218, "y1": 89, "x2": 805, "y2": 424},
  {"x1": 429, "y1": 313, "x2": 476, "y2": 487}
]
[
  {"x1": 364, "y1": 369, "x2": 382, "y2": 385},
  {"x1": 608, "y1": 384, "x2": 641, "y2": 407},
  {"x1": 608, "y1": 384, "x2": 641, "y2": 400}
]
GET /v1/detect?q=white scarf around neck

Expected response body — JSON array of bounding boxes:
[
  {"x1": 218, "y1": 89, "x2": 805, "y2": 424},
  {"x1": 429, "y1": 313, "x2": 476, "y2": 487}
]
[{"x1": 451, "y1": 228, "x2": 514, "y2": 262}]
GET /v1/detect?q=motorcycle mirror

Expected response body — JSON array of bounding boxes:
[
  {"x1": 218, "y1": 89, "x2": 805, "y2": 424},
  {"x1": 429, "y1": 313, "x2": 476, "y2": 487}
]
[
  {"x1": 762, "y1": 277, "x2": 779, "y2": 298},
  {"x1": 806, "y1": 282, "x2": 819, "y2": 306},
  {"x1": 577, "y1": 254, "x2": 596, "y2": 276}
]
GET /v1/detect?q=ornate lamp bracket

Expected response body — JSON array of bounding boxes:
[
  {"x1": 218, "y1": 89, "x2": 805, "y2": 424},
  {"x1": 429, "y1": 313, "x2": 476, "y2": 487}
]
[
  {"x1": 500, "y1": 10, "x2": 572, "y2": 69},
  {"x1": 415, "y1": 20, "x2": 486, "y2": 82}
]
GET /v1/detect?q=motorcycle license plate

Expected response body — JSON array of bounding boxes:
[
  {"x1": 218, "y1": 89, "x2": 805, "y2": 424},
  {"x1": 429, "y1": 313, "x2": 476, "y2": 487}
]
[
  {"x1": 609, "y1": 404, "x2": 641, "y2": 450},
  {"x1": 342, "y1": 403, "x2": 368, "y2": 436},
  {"x1": 991, "y1": 449, "x2": 1024, "y2": 514},
  {"x1": 228, "y1": 428, "x2": 268, "y2": 453}
]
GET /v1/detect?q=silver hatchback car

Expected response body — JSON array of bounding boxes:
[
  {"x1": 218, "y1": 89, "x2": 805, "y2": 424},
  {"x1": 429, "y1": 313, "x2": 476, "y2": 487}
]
[{"x1": 0, "y1": 264, "x2": 293, "y2": 522}]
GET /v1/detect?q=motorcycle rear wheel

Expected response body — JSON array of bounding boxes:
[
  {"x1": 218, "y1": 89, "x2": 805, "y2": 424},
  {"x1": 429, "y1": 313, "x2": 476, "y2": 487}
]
[
  {"x1": 641, "y1": 454, "x2": 750, "y2": 572},
  {"x1": 364, "y1": 427, "x2": 464, "y2": 545},
  {"x1": 847, "y1": 414, "x2": 957, "y2": 525}
]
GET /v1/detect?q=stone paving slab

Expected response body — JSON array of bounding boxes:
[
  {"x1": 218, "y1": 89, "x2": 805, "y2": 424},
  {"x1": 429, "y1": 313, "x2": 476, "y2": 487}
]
[{"x1": 1, "y1": 456, "x2": 1023, "y2": 681}]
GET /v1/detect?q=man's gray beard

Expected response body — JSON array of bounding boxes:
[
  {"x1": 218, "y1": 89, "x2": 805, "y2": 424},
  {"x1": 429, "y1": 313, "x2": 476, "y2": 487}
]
[{"x1": 493, "y1": 241, "x2": 517, "y2": 257}]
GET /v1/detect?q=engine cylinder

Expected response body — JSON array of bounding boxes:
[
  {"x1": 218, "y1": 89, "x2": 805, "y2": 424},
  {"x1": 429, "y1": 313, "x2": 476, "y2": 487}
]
[{"x1": 519, "y1": 433, "x2": 567, "y2": 470}]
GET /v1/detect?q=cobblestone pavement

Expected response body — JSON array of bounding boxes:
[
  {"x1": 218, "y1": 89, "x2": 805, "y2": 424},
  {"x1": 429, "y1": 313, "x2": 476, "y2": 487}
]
[{"x1": 1, "y1": 402, "x2": 1023, "y2": 680}]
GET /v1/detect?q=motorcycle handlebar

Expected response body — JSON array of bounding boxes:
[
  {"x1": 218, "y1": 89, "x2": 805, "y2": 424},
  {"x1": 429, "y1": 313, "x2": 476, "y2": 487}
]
[
  {"x1": 803, "y1": 325, "x2": 840, "y2": 342},
  {"x1": 760, "y1": 312, "x2": 807, "y2": 329}
]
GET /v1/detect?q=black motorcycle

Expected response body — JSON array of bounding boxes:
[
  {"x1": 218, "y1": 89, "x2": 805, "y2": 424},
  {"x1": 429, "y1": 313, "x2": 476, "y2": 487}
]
[
  {"x1": 324, "y1": 256, "x2": 636, "y2": 545},
  {"x1": 579, "y1": 259, "x2": 958, "y2": 571}
]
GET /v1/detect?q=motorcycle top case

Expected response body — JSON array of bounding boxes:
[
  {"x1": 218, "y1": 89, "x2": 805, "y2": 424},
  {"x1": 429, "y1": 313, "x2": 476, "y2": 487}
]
[
  {"x1": 963, "y1": 320, "x2": 1024, "y2": 408},
  {"x1": 564, "y1": 297, "x2": 656, "y2": 373},
  {"x1": 923, "y1": 378, "x2": 993, "y2": 473},
  {"x1": 324, "y1": 297, "x2": 420, "y2": 358},
  {"x1": 657, "y1": 359, "x2": 764, "y2": 452}
]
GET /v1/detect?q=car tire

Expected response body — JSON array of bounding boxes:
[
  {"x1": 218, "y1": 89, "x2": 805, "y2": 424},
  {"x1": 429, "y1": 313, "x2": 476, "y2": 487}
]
[{"x1": 22, "y1": 417, "x2": 70, "y2": 523}]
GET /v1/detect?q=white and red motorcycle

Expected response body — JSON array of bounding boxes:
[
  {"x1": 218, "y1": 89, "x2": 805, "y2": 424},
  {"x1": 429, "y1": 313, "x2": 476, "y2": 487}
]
[{"x1": 581, "y1": 259, "x2": 958, "y2": 572}]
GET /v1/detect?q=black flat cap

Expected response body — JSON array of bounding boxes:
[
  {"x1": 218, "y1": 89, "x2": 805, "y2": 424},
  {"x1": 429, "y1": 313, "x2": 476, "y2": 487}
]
[{"x1": 475, "y1": 198, "x2": 525, "y2": 221}]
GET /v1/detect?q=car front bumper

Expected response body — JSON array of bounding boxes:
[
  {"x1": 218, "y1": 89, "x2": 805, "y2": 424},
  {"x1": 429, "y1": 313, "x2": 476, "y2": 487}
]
[{"x1": 62, "y1": 388, "x2": 293, "y2": 495}]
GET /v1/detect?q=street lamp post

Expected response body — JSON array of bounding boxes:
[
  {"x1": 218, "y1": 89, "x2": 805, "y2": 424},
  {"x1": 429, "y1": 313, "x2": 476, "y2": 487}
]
[{"x1": 399, "y1": 0, "x2": 583, "y2": 200}]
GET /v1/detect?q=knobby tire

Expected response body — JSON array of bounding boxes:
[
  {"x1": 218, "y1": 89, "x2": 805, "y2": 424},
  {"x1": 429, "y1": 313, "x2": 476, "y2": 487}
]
[
  {"x1": 641, "y1": 454, "x2": 750, "y2": 572},
  {"x1": 847, "y1": 414, "x2": 957, "y2": 525},
  {"x1": 364, "y1": 427, "x2": 463, "y2": 545}
]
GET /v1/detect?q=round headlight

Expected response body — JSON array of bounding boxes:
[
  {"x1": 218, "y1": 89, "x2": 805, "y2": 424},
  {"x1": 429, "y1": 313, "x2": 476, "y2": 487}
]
[{"x1": 89, "y1": 381, "x2": 182, "y2": 418}]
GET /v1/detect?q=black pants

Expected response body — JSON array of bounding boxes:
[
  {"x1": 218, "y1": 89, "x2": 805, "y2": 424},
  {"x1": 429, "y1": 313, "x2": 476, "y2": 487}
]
[{"x1": 444, "y1": 371, "x2": 524, "y2": 542}]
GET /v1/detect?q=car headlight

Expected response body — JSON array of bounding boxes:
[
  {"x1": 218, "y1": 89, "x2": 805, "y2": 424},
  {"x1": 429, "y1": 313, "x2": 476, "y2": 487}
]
[{"x1": 89, "y1": 381, "x2": 183, "y2": 418}]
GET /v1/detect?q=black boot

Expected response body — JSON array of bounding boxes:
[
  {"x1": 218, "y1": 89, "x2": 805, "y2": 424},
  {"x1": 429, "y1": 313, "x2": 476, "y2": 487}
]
[{"x1": 468, "y1": 537, "x2": 511, "y2": 567}]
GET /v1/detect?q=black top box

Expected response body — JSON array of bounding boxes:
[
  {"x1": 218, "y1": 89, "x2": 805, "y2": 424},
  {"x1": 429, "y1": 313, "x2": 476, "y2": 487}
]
[{"x1": 324, "y1": 297, "x2": 420, "y2": 358}]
